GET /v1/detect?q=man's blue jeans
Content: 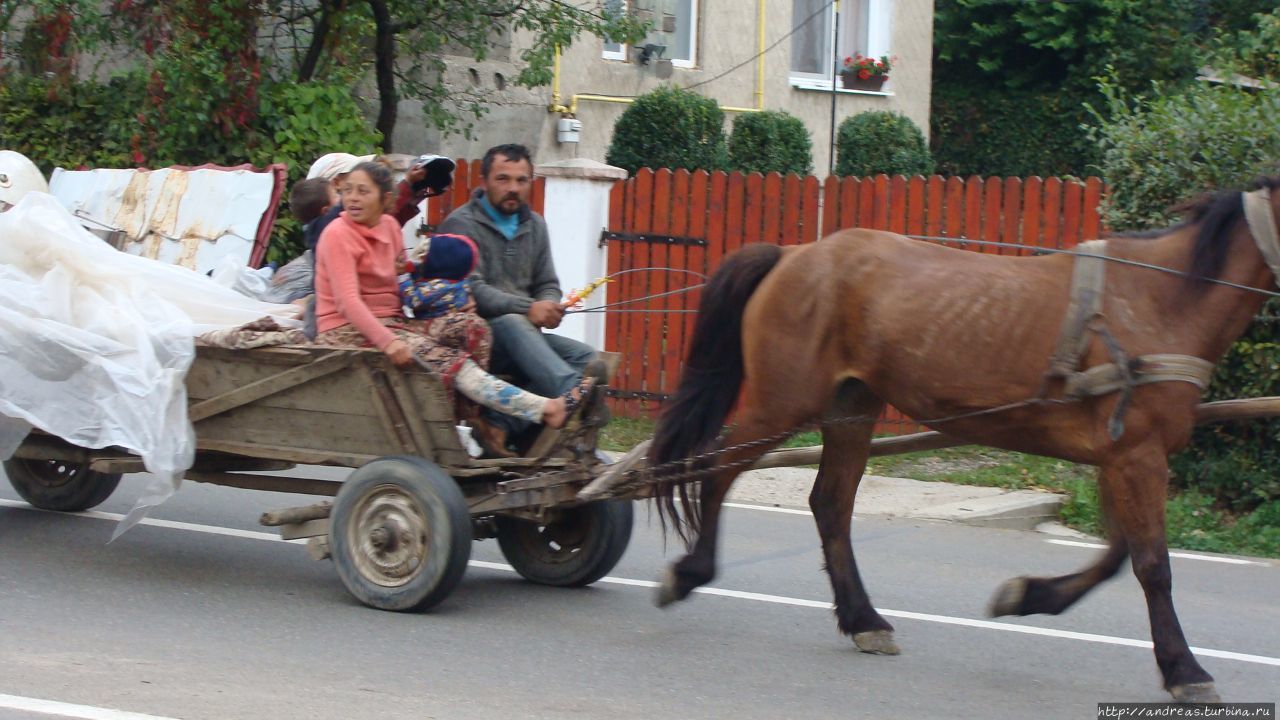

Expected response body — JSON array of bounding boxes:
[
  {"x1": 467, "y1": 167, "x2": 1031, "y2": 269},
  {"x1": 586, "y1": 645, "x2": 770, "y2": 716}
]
[{"x1": 484, "y1": 313, "x2": 596, "y2": 436}]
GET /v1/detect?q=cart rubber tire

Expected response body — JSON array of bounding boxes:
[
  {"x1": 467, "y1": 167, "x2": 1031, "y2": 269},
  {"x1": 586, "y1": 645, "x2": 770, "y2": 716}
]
[
  {"x1": 496, "y1": 500, "x2": 634, "y2": 587},
  {"x1": 329, "y1": 456, "x2": 472, "y2": 612},
  {"x1": 3, "y1": 458, "x2": 122, "y2": 512}
]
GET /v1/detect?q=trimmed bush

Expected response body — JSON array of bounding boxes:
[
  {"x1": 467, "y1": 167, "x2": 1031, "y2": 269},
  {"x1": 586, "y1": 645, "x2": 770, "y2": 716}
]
[
  {"x1": 727, "y1": 110, "x2": 812, "y2": 176},
  {"x1": 606, "y1": 86, "x2": 727, "y2": 175},
  {"x1": 834, "y1": 111, "x2": 933, "y2": 178}
]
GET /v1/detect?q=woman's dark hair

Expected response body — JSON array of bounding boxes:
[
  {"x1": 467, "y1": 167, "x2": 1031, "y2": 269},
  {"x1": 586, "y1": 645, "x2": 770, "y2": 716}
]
[{"x1": 350, "y1": 160, "x2": 395, "y2": 195}]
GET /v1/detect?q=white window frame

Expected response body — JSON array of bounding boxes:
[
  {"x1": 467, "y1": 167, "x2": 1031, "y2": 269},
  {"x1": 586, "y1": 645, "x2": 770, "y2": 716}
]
[
  {"x1": 788, "y1": 0, "x2": 892, "y2": 88},
  {"x1": 601, "y1": 0, "x2": 699, "y2": 69},
  {"x1": 602, "y1": 0, "x2": 627, "y2": 61}
]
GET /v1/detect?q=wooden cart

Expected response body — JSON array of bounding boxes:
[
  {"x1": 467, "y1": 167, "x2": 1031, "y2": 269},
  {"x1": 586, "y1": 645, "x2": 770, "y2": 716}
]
[{"x1": 5, "y1": 344, "x2": 631, "y2": 612}]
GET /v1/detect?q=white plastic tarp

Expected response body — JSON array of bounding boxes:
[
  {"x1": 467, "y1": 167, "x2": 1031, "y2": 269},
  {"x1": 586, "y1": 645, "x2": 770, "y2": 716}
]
[{"x1": 0, "y1": 193, "x2": 301, "y2": 536}]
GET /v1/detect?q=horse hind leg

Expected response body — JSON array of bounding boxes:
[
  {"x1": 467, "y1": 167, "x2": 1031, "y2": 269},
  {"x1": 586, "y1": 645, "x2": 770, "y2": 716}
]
[
  {"x1": 656, "y1": 391, "x2": 827, "y2": 608},
  {"x1": 810, "y1": 380, "x2": 898, "y2": 655}
]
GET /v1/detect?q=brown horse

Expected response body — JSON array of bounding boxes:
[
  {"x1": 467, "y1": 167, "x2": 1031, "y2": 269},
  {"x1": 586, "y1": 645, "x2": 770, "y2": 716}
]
[{"x1": 649, "y1": 179, "x2": 1280, "y2": 702}]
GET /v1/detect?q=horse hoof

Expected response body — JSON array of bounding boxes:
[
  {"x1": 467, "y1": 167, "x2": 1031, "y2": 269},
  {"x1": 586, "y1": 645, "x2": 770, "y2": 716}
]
[
  {"x1": 1170, "y1": 682, "x2": 1220, "y2": 704},
  {"x1": 988, "y1": 577, "x2": 1028, "y2": 617},
  {"x1": 654, "y1": 567, "x2": 681, "y2": 608},
  {"x1": 853, "y1": 630, "x2": 900, "y2": 656}
]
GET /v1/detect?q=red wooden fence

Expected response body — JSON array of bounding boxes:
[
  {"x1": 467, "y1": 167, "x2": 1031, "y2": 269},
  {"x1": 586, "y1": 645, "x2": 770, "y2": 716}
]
[{"x1": 603, "y1": 170, "x2": 1107, "y2": 433}]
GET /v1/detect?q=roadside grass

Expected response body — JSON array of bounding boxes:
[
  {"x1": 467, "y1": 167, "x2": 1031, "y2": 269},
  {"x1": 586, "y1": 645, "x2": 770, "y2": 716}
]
[{"x1": 599, "y1": 416, "x2": 1280, "y2": 558}]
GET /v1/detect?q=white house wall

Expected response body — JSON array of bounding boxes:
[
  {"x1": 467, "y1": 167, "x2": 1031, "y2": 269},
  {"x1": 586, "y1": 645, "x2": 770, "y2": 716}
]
[{"x1": 393, "y1": 0, "x2": 934, "y2": 177}]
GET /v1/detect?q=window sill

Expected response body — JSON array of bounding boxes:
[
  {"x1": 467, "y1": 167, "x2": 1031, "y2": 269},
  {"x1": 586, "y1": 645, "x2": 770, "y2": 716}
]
[{"x1": 789, "y1": 77, "x2": 893, "y2": 96}]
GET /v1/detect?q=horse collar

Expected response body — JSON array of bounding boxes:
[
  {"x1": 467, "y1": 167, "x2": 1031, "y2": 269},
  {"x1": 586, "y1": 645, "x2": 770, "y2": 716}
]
[{"x1": 1242, "y1": 187, "x2": 1280, "y2": 288}]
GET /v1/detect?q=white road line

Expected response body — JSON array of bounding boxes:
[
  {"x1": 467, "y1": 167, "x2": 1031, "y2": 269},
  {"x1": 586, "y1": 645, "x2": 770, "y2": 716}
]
[
  {"x1": 6, "y1": 499, "x2": 1279, "y2": 668},
  {"x1": 724, "y1": 502, "x2": 814, "y2": 516},
  {"x1": 1046, "y1": 538, "x2": 1267, "y2": 566},
  {"x1": 0, "y1": 693, "x2": 182, "y2": 720},
  {"x1": 0, "y1": 500, "x2": 304, "y2": 544}
]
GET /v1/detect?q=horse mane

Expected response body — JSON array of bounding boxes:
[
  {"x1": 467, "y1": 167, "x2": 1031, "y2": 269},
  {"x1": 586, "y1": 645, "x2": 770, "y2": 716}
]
[{"x1": 1183, "y1": 176, "x2": 1280, "y2": 283}]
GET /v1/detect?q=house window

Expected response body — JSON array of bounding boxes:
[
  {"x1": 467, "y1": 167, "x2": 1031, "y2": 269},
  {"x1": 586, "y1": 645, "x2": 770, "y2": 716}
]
[
  {"x1": 602, "y1": 0, "x2": 699, "y2": 68},
  {"x1": 790, "y1": 0, "x2": 891, "y2": 83}
]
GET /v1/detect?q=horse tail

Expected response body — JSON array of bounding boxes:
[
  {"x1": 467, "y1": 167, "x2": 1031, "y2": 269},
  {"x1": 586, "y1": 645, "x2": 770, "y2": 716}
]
[{"x1": 649, "y1": 243, "x2": 784, "y2": 543}]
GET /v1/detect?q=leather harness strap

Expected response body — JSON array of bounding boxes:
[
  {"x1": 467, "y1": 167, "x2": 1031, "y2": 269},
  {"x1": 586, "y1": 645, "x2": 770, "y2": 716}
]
[
  {"x1": 1243, "y1": 187, "x2": 1280, "y2": 287},
  {"x1": 1049, "y1": 240, "x2": 1107, "y2": 376},
  {"x1": 1046, "y1": 240, "x2": 1216, "y2": 439}
]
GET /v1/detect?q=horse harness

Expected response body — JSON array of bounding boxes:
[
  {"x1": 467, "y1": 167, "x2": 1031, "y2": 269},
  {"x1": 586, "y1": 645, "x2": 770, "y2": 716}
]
[{"x1": 1045, "y1": 188, "x2": 1280, "y2": 440}]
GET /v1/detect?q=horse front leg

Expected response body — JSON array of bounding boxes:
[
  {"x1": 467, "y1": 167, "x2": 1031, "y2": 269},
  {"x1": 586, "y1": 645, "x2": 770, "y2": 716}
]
[
  {"x1": 988, "y1": 484, "x2": 1130, "y2": 617},
  {"x1": 810, "y1": 382, "x2": 897, "y2": 654},
  {"x1": 1105, "y1": 448, "x2": 1217, "y2": 702},
  {"x1": 992, "y1": 443, "x2": 1216, "y2": 702}
]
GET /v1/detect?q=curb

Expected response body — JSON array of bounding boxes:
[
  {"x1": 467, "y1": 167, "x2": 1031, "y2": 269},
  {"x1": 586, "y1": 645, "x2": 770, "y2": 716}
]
[{"x1": 914, "y1": 491, "x2": 1066, "y2": 531}]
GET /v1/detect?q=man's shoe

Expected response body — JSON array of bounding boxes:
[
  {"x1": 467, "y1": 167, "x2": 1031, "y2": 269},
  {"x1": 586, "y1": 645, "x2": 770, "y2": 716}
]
[{"x1": 471, "y1": 418, "x2": 517, "y2": 458}]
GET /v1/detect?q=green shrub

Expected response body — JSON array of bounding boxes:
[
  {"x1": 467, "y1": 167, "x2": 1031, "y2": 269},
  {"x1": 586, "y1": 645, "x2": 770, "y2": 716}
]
[
  {"x1": 834, "y1": 111, "x2": 933, "y2": 178},
  {"x1": 1085, "y1": 79, "x2": 1280, "y2": 231},
  {"x1": 727, "y1": 110, "x2": 812, "y2": 176},
  {"x1": 930, "y1": 83, "x2": 1099, "y2": 177},
  {"x1": 606, "y1": 86, "x2": 728, "y2": 175},
  {"x1": 0, "y1": 74, "x2": 141, "y2": 174}
]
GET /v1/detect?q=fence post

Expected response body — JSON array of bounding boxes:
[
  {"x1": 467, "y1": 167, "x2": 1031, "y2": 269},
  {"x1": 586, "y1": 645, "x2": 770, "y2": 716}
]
[{"x1": 537, "y1": 158, "x2": 629, "y2": 349}]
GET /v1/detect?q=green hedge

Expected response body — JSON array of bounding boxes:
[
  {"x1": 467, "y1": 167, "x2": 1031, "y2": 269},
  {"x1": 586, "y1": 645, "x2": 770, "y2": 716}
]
[
  {"x1": 606, "y1": 86, "x2": 727, "y2": 175},
  {"x1": 727, "y1": 110, "x2": 812, "y2": 176},
  {"x1": 0, "y1": 75, "x2": 140, "y2": 174},
  {"x1": 834, "y1": 111, "x2": 933, "y2": 177},
  {"x1": 930, "y1": 83, "x2": 1099, "y2": 178}
]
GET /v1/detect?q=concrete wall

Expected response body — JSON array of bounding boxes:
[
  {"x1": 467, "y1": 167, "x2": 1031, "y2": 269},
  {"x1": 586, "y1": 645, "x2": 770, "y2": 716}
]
[{"x1": 395, "y1": 0, "x2": 934, "y2": 178}]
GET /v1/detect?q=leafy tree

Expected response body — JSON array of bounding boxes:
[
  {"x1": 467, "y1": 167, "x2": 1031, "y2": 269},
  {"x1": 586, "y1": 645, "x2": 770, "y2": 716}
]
[
  {"x1": 929, "y1": 0, "x2": 1276, "y2": 176},
  {"x1": 727, "y1": 111, "x2": 812, "y2": 176},
  {"x1": 606, "y1": 86, "x2": 728, "y2": 175},
  {"x1": 0, "y1": 0, "x2": 648, "y2": 149},
  {"x1": 276, "y1": 0, "x2": 647, "y2": 146}
]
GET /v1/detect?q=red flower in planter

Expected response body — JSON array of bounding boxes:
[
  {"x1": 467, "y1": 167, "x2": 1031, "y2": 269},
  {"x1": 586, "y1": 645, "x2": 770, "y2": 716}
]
[{"x1": 840, "y1": 54, "x2": 893, "y2": 80}]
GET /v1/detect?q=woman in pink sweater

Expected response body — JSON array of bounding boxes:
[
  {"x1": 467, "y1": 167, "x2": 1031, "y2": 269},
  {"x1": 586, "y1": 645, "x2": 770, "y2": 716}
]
[{"x1": 313, "y1": 161, "x2": 589, "y2": 451}]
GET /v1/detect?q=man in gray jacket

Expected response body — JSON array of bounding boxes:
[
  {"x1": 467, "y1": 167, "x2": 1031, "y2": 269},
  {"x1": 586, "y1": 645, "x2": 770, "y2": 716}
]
[{"x1": 437, "y1": 144, "x2": 597, "y2": 452}]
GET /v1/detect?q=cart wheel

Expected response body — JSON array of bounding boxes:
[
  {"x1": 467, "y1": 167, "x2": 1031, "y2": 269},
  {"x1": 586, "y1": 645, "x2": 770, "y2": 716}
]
[
  {"x1": 329, "y1": 456, "x2": 472, "y2": 612},
  {"x1": 496, "y1": 500, "x2": 633, "y2": 587},
  {"x1": 3, "y1": 458, "x2": 122, "y2": 512}
]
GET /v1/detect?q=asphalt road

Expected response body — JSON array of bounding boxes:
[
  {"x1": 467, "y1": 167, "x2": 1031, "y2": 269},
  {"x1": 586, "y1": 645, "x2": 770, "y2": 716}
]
[{"x1": 2, "y1": 470, "x2": 1276, "y2": 720}]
